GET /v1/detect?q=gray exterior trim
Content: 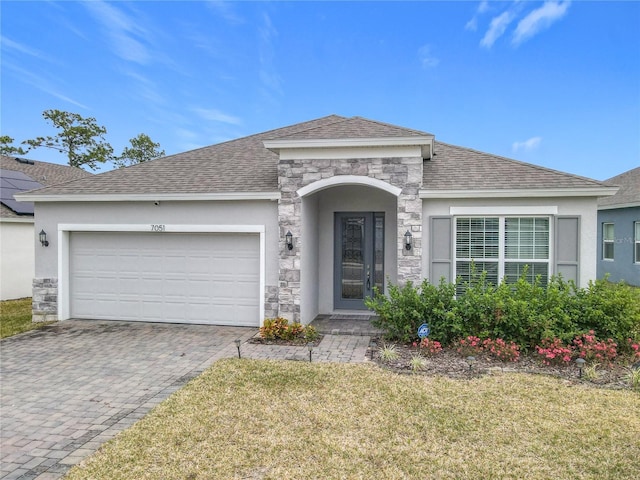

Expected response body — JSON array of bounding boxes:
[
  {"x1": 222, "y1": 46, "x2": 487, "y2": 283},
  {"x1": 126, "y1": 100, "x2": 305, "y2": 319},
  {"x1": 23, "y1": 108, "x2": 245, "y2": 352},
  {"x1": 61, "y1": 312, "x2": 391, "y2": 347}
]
[
  {"x1": 429, "y1": 216, "x2": 453, "y2": 283},
  {"x1": 555, "y1": 216, "x2": 581, "y2": 285}
]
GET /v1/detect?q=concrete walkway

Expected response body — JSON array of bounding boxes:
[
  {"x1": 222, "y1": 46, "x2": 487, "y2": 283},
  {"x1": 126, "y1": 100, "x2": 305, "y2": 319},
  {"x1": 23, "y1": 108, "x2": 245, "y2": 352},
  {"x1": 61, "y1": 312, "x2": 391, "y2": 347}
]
[{"x1": 0, "y1": 320, "x2": 372, "y2": 479}]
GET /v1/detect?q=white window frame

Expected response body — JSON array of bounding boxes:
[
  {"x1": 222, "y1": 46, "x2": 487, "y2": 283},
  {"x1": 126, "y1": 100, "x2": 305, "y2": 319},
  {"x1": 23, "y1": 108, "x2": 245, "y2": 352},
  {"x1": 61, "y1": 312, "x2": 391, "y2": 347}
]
[
  {"x1": 635, "y1": 221, "x2": 640, "y2": 264},
  {"x1": 453, "y1": 215, "x2": 552, "y2": 286},
  {"x1": 602, "y1": 222, "x2": 615, "y2": 261}
]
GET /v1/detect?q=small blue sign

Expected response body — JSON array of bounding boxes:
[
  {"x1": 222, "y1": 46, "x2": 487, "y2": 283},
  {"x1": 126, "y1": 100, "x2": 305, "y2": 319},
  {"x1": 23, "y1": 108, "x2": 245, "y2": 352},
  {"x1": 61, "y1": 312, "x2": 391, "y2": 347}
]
[{"x1": 418, "y1": 323, "x2": 430, "y2": 339}]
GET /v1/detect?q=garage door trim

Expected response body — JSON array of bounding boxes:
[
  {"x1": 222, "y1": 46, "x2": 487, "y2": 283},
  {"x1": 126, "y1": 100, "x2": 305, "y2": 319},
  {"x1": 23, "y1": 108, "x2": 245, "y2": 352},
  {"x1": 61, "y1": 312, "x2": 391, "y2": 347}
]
[{"x1": 57, "y1": 224, "x2": 265, "y2": 325}]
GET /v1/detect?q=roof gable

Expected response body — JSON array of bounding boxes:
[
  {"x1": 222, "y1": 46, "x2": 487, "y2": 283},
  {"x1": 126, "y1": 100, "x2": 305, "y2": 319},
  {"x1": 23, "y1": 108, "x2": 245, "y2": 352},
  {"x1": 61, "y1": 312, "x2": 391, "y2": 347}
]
[{"x1": 598, "y1": 166, "x2": 640, "y2": 208}]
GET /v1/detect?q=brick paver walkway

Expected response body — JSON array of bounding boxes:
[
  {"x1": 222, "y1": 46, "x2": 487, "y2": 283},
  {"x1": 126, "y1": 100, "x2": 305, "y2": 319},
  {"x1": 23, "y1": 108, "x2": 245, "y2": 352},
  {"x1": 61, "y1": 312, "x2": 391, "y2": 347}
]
[{"x1": 0, "y1": 320, "x2": 371, "y2": 479}]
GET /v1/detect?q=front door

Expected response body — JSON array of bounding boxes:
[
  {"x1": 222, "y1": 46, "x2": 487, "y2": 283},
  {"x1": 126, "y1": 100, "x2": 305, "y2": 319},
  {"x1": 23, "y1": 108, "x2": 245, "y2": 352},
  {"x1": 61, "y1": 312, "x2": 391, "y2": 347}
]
[{"x1": 334, "y1": 212, "x2": 384, "y2": 310}]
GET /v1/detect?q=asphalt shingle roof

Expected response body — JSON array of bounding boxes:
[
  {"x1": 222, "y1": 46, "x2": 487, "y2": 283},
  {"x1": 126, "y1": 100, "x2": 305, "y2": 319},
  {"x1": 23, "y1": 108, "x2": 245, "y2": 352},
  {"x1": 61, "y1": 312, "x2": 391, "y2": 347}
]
[
  {"x1": 598, "y1": 166, "x2": 640, "y2": 207},
  {"x1": 424, "y1": 142, "x2": 606, "y2": 191},
  {"x1": 19, "y1": 115, "x2": 608, "y2": 198},
  {"x1": 0, "y1": 155, "x2": 92, "y2": 218}
]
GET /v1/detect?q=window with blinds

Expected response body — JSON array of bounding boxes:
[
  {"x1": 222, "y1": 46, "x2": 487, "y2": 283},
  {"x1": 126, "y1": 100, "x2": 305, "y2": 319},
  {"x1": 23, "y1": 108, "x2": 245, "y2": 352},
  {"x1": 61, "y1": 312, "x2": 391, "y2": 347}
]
[
  {"x1": 603, "y1": 223, "x2": 614, "y2": 260},
  {"x1": 504, "y1": 217, "x2": 549, "y2": 285},
  {"x1": 455, "y1": 216, "x2": 551, "y2": 291}
]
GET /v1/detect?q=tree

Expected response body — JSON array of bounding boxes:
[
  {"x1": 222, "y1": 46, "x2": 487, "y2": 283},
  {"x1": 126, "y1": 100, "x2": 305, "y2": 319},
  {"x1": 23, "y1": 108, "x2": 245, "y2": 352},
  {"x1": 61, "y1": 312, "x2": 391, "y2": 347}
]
[
  {"x1": 22, "y1": 109, "x2": 114, "y2": 170},
  {"x1": 114, "y1": 133, "x2": 165, "y2": 168},
  {"x1": 0, "y1": 136, "x2": 27, "y2": 156}
]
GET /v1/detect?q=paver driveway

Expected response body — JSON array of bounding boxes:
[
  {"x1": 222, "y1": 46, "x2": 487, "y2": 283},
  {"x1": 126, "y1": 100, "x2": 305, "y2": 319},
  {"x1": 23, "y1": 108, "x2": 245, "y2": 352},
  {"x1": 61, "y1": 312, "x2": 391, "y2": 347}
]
[{"x1": 0, "y1": 320, "x2": 256, "y2": 480}]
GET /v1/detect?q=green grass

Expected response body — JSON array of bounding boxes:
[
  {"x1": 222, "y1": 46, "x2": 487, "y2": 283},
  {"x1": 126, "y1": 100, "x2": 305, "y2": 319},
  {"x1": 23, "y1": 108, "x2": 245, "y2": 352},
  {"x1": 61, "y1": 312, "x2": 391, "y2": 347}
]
[
  {"x1": 67, "y1": 359, "x2": 640, "y2": 480},
  {"x1": 0, "y1": 298, "x2": 52, "y2": 339}
]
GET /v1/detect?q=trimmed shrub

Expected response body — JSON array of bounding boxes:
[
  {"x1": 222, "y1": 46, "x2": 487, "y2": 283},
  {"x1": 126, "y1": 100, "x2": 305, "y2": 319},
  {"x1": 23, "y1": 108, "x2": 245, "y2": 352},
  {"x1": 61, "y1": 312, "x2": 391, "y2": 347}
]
[{"x1": 366, "y1": 273, "x2": 640, "y2": 351}]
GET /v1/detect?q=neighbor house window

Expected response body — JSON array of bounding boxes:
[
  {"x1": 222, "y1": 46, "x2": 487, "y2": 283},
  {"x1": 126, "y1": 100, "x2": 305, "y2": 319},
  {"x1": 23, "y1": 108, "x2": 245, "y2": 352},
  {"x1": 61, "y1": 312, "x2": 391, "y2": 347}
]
[
  {"x1": 635, "y1": 222, "x2": 640, "y2": 264},
  {"x1": 455, "y1": 216, "x2": 550, "y2": 292},
  {"x1": 603, "y1": 223, "x2": 614, "y2": 260}
]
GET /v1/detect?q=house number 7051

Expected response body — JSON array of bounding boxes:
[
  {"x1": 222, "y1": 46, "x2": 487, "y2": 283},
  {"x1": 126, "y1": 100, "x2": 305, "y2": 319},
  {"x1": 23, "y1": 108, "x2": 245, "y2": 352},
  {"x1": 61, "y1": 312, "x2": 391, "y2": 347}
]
[{"x1": 151, "y1": 224, "x2": 166, "y2": 232}]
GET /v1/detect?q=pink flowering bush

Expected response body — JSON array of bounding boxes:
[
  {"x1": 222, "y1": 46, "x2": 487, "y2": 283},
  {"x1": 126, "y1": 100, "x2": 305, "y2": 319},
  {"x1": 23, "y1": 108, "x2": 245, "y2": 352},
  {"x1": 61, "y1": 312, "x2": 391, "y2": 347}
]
[
  {"x1": 626, "y1": 338, "x2": 640, "y2": 360},
  {"x1": 534, "y1": 338, "x2": 574, "y2": 366},
  {"x1": 573, "y1": 330, "x2": 618, "y2": 365},
  {"x1": 412, "y1": 338, "x2": 443, "y2": 357},
  {"x1": 456, "y1": 336, "x2": 484, "y2": 357},
  {"x1": 482, "y1": 338, "x2": 520, "y2": 363}
]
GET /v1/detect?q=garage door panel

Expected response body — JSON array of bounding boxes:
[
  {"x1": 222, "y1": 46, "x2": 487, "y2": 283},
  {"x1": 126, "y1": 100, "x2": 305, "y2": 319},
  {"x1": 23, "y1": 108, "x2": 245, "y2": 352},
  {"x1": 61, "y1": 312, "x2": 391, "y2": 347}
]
[{"x1": 70, "y1": 232, "x2": 260, "y2": 326}]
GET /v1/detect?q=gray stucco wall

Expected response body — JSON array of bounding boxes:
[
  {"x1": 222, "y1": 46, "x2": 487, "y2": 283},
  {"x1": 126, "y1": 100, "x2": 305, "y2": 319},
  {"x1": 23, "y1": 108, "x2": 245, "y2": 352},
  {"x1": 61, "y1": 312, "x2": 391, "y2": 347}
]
[
  {"x1": 34, "y1": 200, "x2": 280, "y2": 282},
  {"x1": 597, "y1": 207, "x2": 640, "y2": 286}
]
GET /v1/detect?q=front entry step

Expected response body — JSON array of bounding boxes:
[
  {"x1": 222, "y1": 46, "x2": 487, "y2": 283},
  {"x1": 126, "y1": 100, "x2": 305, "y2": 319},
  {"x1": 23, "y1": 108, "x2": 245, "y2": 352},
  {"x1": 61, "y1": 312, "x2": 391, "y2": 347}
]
[{"x1": 310, "y1": 314, "x2": 383, "y2": 336}]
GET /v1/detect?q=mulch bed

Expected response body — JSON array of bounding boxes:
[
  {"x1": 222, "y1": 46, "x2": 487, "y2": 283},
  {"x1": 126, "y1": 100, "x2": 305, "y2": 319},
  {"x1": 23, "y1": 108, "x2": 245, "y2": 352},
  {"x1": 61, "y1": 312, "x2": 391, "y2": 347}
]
[
  {"x1": 247, "y1": 334, "x2": 324, "y2": 347},
  {"x1": 367, "y1": 338, "x2": 638, "y2": 391}
]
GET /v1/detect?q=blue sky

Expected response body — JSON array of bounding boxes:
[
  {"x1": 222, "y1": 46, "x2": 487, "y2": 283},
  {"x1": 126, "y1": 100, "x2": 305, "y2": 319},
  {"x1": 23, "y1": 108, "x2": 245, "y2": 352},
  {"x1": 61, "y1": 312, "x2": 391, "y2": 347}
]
[{"x1": 1, "y1": 1, "x2": 638, "y2": 181}]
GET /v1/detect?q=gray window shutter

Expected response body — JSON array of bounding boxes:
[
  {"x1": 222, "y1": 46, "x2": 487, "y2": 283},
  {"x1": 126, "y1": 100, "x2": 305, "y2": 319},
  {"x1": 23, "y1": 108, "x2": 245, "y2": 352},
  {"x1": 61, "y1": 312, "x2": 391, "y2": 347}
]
[
  {"x1": 430, "y1": 217, "x2": 453, "y2": 283},
  {"x1": 555, "y1": 216, "x2": 580, "y2": 285}
]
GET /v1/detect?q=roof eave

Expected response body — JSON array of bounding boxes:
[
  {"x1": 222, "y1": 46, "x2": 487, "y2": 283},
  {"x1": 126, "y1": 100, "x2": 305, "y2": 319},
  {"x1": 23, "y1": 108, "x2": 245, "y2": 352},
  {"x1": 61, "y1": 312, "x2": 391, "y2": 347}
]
[
  {"x1": 598, "y1": 201, "x2": 640, "y2": 210},
  {"x1": 419, "y1": 186, "x2": 619, "y2": 199},
  {"x1": 14, "y1": 192, "x2": 282, "y2": 202}
]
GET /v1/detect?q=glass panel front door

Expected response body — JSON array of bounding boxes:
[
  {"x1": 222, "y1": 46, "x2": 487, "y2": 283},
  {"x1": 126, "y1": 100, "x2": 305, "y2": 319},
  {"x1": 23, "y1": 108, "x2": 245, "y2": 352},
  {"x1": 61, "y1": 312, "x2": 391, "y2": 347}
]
[{"x1": 334, "y1": 212, "x2": 384, "y2": 310}]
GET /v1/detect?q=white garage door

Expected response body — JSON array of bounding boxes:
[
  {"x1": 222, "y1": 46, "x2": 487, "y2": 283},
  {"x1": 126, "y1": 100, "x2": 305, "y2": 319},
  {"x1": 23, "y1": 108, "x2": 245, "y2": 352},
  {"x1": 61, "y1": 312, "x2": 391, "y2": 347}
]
[{"x1": 70, "y1": 232, "x2": 260, "y2": 326}]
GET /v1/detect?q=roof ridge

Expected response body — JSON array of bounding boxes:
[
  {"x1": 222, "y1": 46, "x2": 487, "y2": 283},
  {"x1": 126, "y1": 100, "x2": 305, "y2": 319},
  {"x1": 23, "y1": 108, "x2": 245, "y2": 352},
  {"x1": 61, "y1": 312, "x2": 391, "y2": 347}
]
[
  {"x1": 350, "y1": 116, "x2": 433, "y2": 136},
  {"x1": 154, "y1": 114, "x2": 348, "y2": 162},
  {"x1": 435, "y1": 140, "x2": 606, "y2": 187}
]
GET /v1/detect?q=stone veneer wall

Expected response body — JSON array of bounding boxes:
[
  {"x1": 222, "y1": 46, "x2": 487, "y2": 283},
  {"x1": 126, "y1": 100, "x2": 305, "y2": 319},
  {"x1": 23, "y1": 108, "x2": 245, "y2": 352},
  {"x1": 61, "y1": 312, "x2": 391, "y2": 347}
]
[
  {"x1": 32, "y1": 277, "x2": 58, "y2": 322},
  {"x1": 277, "y1": 156, "x2": 423, "y2": 322}
]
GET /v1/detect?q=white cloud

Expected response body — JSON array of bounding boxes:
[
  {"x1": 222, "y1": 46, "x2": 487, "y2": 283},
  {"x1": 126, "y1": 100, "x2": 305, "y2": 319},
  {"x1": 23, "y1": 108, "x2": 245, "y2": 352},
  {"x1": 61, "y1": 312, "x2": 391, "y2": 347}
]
[
  {"x1": 83, "y1": 1, "x2": 152, "y2": 65},
  {"x1": 258, "y1": 12, "x2": 283, "y2": 102},
  {"x1": 481, "y1": 9, "x2": 517, "y2": 48},
  {"x1": 512, "y1": 136, "x2": 542, "y2": 152},
  {"x1": 1, "y1": 36, "x2": 45, "y2": 59},
  {"x1": 205, "y1": 1, "x2": 244, "y2": 25},
  {"x1": 3, "y1": 61, "x2": 89, "y2": 110},
  {"x1": 191, "y1": 108, "x2": 242, "y2": 125},
  {"x1": 465, "y1": 1, "x2": 490, "y2": 31},
  {"x1": 418, "y1": 45, "x2": 439, "y2": 68},
  {"x1": 513, "y1": 1, "x2": 571, "y2": 46}
]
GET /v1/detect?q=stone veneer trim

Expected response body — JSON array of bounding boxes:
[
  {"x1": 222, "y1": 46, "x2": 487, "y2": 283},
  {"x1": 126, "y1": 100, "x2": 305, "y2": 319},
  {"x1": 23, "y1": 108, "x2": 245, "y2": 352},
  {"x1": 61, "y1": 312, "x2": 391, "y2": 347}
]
[
  {"x1": 278, "y1": 156, "x2": 424, "y2": 322},
  {"x1": 32, "y1": 277, "x2": 58, "y2": 323}
]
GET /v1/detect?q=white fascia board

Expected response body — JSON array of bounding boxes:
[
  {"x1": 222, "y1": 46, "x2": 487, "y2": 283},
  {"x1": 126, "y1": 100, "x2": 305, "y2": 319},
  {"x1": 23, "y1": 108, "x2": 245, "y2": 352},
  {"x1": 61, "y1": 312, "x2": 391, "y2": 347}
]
[
  {"x1": 419, "y1": 187, "x2": 619, "y2": 199},
  {"x1": 598, "y1": 202, "x2": 640, "y2": 210},
  {"x1": 264, "y1": 136, "x2": 434, "y2": 158},
  {"x1": 15, "y1": 192, "x2": 281, "y2": 202},
  {"x1": 0, "y1": 216, "x2": 34, "y2": 223}
]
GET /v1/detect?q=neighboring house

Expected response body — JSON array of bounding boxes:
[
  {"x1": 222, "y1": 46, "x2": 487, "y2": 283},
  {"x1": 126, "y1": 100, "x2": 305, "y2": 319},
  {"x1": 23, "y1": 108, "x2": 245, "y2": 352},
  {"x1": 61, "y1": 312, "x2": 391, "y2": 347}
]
[
  {"x1": 0, "y1": 156, "x2": 91, "y2": 300},
  {"x1": 597, "y1": 167, "x2": 640, "y2": 286},
  {"x1": 16, "y1": 115, "x2": 617, "y2": 324}
]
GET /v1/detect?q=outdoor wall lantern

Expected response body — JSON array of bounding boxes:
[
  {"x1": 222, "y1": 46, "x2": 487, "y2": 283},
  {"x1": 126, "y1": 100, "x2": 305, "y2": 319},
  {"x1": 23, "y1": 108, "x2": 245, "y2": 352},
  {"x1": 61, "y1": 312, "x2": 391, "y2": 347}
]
[
  {"x1": 575, "y1": 357, "x2": 586, "y2": 378},
  {"x1": 404, "y1": 230, "x2": 412, "y2": 250},
  {"x1": 39, "y1": 229, "x2": 49, "y2": 247},
  {"x1": 285, "y1": 230, "x2": 294, "y2": 250}
]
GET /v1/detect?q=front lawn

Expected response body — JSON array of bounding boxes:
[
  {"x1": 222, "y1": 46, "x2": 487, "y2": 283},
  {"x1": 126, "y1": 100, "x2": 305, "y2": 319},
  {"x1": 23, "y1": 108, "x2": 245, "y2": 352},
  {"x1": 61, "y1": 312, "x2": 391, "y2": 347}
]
[
  {"x1": 67, "y1": 359, "x2": 640, "y2": 480},
  {"x1": 0, "y1": 297, "x2": 52, "y2": 338}
]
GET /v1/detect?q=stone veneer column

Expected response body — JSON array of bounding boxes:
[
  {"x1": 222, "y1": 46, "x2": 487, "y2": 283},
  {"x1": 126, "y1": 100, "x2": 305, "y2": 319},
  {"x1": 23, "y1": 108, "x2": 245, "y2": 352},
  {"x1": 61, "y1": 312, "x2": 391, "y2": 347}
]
[
  {"x1": 277, "y1": 155, "x2": 424, "y2": 322},
  {"x1": 32, "y1": 278, "x2": 58, "y2": 322}
]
